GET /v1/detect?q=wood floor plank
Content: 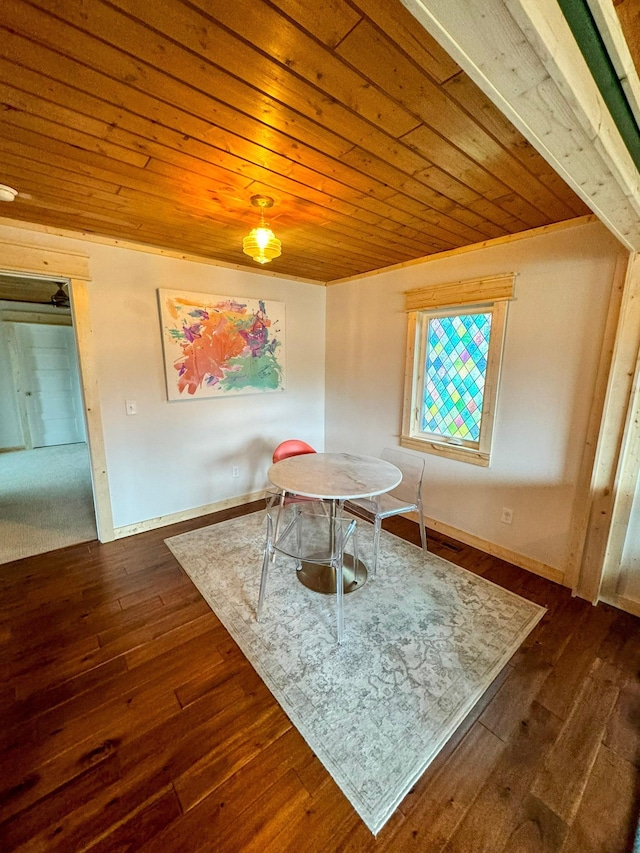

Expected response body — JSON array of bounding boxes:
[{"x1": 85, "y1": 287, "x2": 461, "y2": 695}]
[
  {"x1": 140, "y1": 728, "x2": 316, "y2": 851},
  {"x1": 510, "y1": 590, "x2": 587, "y2": 667},
  {"x1": 0, "y1": 755, "x2": 121, "y2": 852},
  {"x1": 478, "y1": 647, "x2": 553, "y2": 743},
  {"x1": 536, "y1": 606, "x2": 617, "y2": 720},
  {"x1": 263, "y1": 775, "x2": 358, "y2": 853},
  {"x1": 530, "y1": 659, "x2": 620, "y2": 824},
  {"x1": 598, "y1": 610, "x2": 640, "y2": 679},
  {"x1": 443, "y1": 702, "x2": 562, "y2": 853},
  {"x1": 173, "y1": 699, "x2": 291, "y2": 812},
  {"x1": 1, "y1": 504, "x2": 639, "y2": 850},
  {"x1": 379, "y1": 721, "x2": 505, "y2": 851},
  {"x1": 140, "y1": 769, "x2": 310, "y2": 853},
  {"x1": 116, "y1": 681, "x2": 270, "y2": 795},
  {"x1": 8, "y1": 635, "x2": 104, "y2": 699},
  {"x1": 77, "y1": 785, "x2": 182, "y2": 853},
  {"x1": 604, "y1": 675, "x2": 640, "y2": 766},
  {"x1": 497, "y1": 794, "x2": 568, "y2": 852},
  {"x1": 123, "y1": 612, "x2": 219, "y2": 669},
  {"x1": 200, "y1": 768, "x2": 311, "y2": 853},
  {"x1": 0, "y1": 679, "x2": 180, "y2": 823},
  {"x1": 173, "y1": 648, "x2": 252, "y2": 709},
  {"x1": 22, "y1": 767, "x2": 174, "y2": 852},
  {"x1": 559, "y1": 744, "x2": 639, "y2": 853}
]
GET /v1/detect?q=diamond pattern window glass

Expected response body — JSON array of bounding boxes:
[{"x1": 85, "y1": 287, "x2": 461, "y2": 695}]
[
  {"x1": 402, "y1": 295, "x2": 508, "y2": 467},
  {"x1": 422, "y1": 313, "x2": 492, "y2": 442}
]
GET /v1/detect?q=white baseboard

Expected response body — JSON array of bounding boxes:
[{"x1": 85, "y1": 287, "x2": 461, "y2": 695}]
[
  {"x1": 406, "y1": 511, "x2": 565, "y2": 586},
  {"x1": 113, "y1": 490, "x2": 267, "y2": 539}
]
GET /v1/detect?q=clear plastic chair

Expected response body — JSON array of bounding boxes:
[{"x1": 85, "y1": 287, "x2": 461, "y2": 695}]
[
  {"x1": 269, "y1": 439, "x2": 323, "y2": 545},
  {"x1": 257, "y1": 502, "x2": 358, "y2": 644},
  {"x1": 343, "y1": 447, "x2": 426, "y2": 577}
]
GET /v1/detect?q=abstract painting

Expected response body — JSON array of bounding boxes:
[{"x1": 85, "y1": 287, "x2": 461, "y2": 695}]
[{"x1": 158, "y1": 289, "x2": 285, "y2": 400}]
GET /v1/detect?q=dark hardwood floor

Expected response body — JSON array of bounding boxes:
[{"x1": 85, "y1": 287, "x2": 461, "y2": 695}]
[{"x1": 1, "y1": 501, "x2": 639, "y2": 851}]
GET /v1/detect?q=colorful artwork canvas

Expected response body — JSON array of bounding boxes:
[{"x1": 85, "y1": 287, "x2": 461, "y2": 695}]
[{"x1": 158, "y1": 289, "x2": 285, "y2": 400}]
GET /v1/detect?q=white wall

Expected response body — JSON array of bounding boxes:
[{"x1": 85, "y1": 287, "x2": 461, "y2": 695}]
[
  {"x1": 325, "y1": 220, "x2": 626, "y2": 578},
  {"x1": 0, "y1": 217, "x2": 625, "y2": 578},
  {"x1": 0, "y1": 223, "x2": 326, "y2": 530}
]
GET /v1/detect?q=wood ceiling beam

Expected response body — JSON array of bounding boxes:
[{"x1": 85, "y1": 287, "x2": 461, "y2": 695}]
[{"x1": 401, "y1": 0, "x2": 640, "y2": 251}]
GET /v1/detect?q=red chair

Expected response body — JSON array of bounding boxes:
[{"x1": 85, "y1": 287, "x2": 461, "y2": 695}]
[{"x1": 272, "y1": 439, "x2": 316, "y2": 463}]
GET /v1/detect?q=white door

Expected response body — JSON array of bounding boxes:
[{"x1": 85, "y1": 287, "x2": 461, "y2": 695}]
[{"x1": 13, "y1": 323, "x2": 86, "y2": 447}]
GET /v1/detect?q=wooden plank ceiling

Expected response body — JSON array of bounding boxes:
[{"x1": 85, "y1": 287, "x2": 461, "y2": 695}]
[{"x1": 0, "y1": 0, "x2": 591, "y2": 283}]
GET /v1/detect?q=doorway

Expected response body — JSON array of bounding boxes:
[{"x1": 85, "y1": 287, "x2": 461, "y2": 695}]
[
  {"x1": 8, "y1": 321, "x2": 87, "y2": 448},
  {"x1": 0, "y1": 273, "x2": 97, "y2": 563}
]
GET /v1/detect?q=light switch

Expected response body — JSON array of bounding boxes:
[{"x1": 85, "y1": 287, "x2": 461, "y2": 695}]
[{"x1": 125, "y1": 400, "x2": 137, "y2": 416}]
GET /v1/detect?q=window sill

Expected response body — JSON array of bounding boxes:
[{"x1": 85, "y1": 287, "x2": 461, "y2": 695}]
[{"x1": 400, "y1": 435, "x2": 490, "y2": 467}]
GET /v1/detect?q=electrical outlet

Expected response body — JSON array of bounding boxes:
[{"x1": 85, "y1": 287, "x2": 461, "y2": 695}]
[
  {"x1": 125, "y1": 400, "x2": 137, "y2": 416},
  {"x1": 501, "y1": 507, "x2": 513, "y2": 525},
  {"x1": 232, "y1": 466, "x2": 240, "y2": 478}
]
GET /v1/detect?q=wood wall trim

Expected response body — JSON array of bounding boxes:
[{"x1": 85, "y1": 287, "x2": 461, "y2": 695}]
[
  {"x1": 598, "y1": 262, "x2": 640, "y2": 600},
  {"x1": 406, "y1": 510, "x2": 565, "y2": 585},
  {"x1": 0, "y1": 237, "x2": 114, "y2": 543},
  {"x1": 113, "y1": 489, "x2": 268, "y2": 538},
  {"x1": 0, "y1": 238, "x2": 90, "y2": 280},
  {"x1": 599, "y1": 591, "x2": 640, "y2": 619},
  {"x1": 564, "y1": 250, "x2": 629, "y2": 591},
  {"x1": 400, "y1": 435, "x2": 490, "y2": 466},
  {"x1": 327, "y1": 216, "x2": 596, "y2": 285},
  {"x1": 573, "y1": 252, "x2": 640, "y2": 601},
  {"x1": 404, "y1": 273, "x2": 514, "y2": 311},
  {"x1": 70, "y1": 277, "x2": 115, "y2": 542}
]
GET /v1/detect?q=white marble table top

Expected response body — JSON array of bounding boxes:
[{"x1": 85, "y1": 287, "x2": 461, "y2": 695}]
[{"x1": 268, "y1": 452, "x2": 402, "y2": 500}]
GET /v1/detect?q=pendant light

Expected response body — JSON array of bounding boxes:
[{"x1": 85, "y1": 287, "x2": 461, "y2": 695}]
[{"x1": 242, "y1": 195, "x2": 281, "y2": 265}]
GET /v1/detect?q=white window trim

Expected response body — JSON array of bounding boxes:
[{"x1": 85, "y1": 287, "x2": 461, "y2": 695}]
[{"x1": 401, "y1": 282, "x2": 511, "y2": 467}]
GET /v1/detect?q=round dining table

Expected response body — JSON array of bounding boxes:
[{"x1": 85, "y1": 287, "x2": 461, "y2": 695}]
[{"x1": 267, "y1": 452, "x2": 402, "y2": 594}]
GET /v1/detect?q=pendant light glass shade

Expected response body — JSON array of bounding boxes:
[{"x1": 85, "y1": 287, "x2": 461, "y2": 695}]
[{"x1": 242, "y1": 196, "x2": 282, "y2": 264}]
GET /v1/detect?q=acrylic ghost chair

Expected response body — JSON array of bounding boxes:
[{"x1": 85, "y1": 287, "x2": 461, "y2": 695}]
[
  {"x1": 269, "y1": 439, "x2": 320, "y2": 543},
  {"x1": 257, "y1": 500, "x2": 359, "y2": 644},
  {"x1": 342, "y1": 447, "x2": 427, "y2": 577}
]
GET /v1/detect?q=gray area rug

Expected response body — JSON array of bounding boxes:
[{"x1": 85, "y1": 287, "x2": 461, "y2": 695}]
[
  {"x1": 0, "y1": 444, "x2": 97, "y2": 564},
  {"x1": 165, "y1": 511, "x2": 545, "y2": 834}
]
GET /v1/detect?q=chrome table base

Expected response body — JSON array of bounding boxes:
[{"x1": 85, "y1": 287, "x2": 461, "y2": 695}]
[{"x1": 296, "y1": 554, "x2": 367, "y2": 595}]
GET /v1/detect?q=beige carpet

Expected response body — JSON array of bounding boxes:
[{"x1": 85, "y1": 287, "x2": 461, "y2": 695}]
[
  {"x1": 166, "y1": 511, "x2": 545, "y2": 834},
  {"x1": 0, "y1": 444, "x2": 97, "y2": 564}
]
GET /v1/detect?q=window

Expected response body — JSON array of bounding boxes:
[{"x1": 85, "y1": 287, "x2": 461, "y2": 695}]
[{"x1": 401, "y1": 275, "x2": 512, "y2": 466}]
